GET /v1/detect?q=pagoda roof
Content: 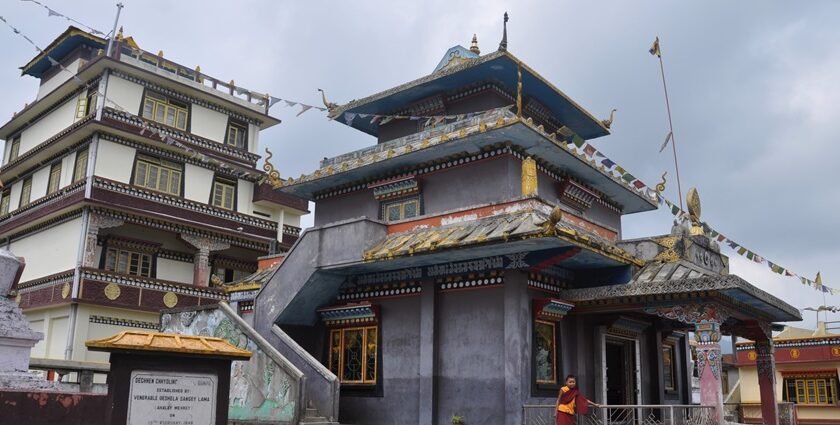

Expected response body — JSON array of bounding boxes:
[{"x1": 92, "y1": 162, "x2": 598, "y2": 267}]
[
  {"x1": 276, "y1": 111, "x2": 657, "y2": 214},
  {"x1": 21, "y1": 26, "x2": 107, "y2": 78},
  {"x1": 559, "y1": 273, "x2": 802, "y2": 323},
  {"x1": 329, "y1": 49, "x2": 610, "y2": 140}
]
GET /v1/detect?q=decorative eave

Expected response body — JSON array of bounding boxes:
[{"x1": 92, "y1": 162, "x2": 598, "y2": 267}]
[
  {"x1": 86, "y1": 330, "x2": 252, "y2": 360},
  {"x1": 20, "y1": 26, "x2": 105, "y2": 78},
  {"x1": 534, "y1": 298, "x2": 575, "y2": 321},
  {"x1": 363, "y1": 202, "x2": 643, "y2": 267},
  {"x1": 736, "y1": 334, "x2": 840, "y2": 349},
  {"x1": 328, "y1": 50, "x2": 609, "y2": 140},
  {"x1": 270, "y1": 113, "x2": 656, "y2": 213},
  {"x1": 317, "y1": 302, "x2": 379, "y2": 326}
]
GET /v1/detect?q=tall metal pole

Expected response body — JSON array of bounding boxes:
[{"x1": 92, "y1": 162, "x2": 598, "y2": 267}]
[
  {"x1": 105, "y1": 2, "x2": 124, "y2": 57},
  {"x1": 657, "y1": 51, "x2": 684, "y2": 210}
]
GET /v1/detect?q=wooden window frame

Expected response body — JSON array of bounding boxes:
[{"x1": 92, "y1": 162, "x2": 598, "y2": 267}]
[
  {"x1": 327, "y1": 325, "x2": 379, "y2": 386},
  {"x1": 72, "y1": 148, "x2": 89, "y2": 182},
  {"x1": 225, "y1": 120, "x2": 248, "y2": 149},
  {"x1": 19, "y1": 177, "x2": 32, "y2": 208},
  {"x1": 0, "y1": 190, "x2": 10, "y2": 215},
  {"x1": 210, "y1": 177, "x2": 237, "y2": 210},
  {"x1": 663, "y1": 344, "x2": 677, "y2": 392},
  {"x1": 47, "y1": 162, "x2": 62, "y2": 195},
  {"x1": 131, "y1": 154, "x2": 184, "y2": 196},
  {"x1": 783, "y1": 375, "x2": 838, "y2": 405},
  {"x1": 8, "y1": 136, "x2": 21, "y2": 162},
  {"x1": 103, "y1": 247, "x2": 153, "y2": 278},
  {"x1": 380, "y1": 195, "x2": 422, "y2": 223},
  {"x1": 140, "y1": 90, "x2": 189, "y2": 131}
]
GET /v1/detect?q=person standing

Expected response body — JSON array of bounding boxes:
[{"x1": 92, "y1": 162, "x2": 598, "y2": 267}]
[{"x1": 555, "y1": 374, "x2": 599, "y2": 425}]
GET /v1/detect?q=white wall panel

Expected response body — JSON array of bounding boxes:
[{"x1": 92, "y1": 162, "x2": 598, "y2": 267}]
[
  {"x1": 10, "y1": 217, "x2": 82, "y2": 281},
  {"x1": 94, "y1": 140, "x2": 135, "y2": 183},
  {"x1": 190, "y1": 104, "x2": 227, "y2": 143}
]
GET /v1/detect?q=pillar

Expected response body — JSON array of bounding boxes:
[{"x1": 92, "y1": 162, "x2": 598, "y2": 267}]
[
  {"x1": 179, "y1": 234, "x2": 230, "y2": 287},
  {"x1": 694, "y1": 321, "x2": 724, "y2": 424},
  {"x1": 82, "y1": 213, "x2": 124, "y2": 267},
  {"x1": 417, "y1": 280, "x2": 436, "y2": 425},
  {"x1": 755, "y1": 338, "x2": 779, "y2": 425}
]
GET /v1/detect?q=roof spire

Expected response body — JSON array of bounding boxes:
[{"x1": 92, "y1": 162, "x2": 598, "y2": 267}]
[
  {"x1": 498, "y1": 12, "x2": 509, "y2": 51},
  {"x1": 470, "y1": 34, "x2": 481, "y2": 55},
  {"x1": 116, "y1": 26, "x2": 124, "y2": 41}
]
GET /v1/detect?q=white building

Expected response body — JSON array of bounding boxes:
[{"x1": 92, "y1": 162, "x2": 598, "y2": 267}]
[{"x1": 0, "y1": 27, "x2": 308, "y2": 363}]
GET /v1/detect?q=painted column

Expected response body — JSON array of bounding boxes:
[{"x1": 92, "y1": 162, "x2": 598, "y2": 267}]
[
  {"x1": 417, "y1": 280, "x2": 436, "y2": 425},
  {"x1": 755, "y1": 338, "x2": 779, "y2": 425},
  {"x1": 82, "y1": 213, "x2": 124, "y2": 268},
  {"x1": 179, "y1": 234, "x2": 230, "y2": 287},
  {"x1": 694, "y1": 321, "x2": 724, "y2": 424}
]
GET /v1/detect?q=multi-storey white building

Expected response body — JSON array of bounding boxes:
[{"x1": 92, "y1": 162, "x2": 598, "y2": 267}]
[{"x1": 0, "y1": 27, "x2": 307, "y2": 363}]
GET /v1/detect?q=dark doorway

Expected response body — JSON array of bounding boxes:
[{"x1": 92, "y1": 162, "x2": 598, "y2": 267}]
[{"x1": 605, "y1": 337, "x2": 637, "y2": 405}]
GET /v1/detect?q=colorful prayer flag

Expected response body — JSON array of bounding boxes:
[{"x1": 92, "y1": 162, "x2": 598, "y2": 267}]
[
  {"x1": 601, "y1": 158, "x2": 616, "y2": 168},
  {"x1": 583, "y1": 144, "x2": 596, "y2": 157},
  {"x1": 572, "y1": 135, "x2": 585, "y2": 148},
  {"x1": 649, "y1": 37, "x2": 661, "y2": 57}
]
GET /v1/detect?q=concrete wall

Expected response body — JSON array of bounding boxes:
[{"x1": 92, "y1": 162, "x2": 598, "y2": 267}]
[
  {"x1": 189, "y1": 104, "x2": 227, "y2": 143},
  {"x1": 183, "y1": 163, "x2": 214, "y2": 203},
  {"x1": 17, "y1": 97, "x2": 77, "y2": 159},
  {"x1": 156, "y1": 257, "x2": 194, "y2": 284},
  {"x1": 104, "y1": 75, "x2": 143, "y2": 114},
  {"x1": 24, "y1": 305, "x2": 71, "y2": 360},
  {"x1": 339, "y1": 296, "x2": 422, "y2": 424},
  {"x1": 536, "y1": 169, "x2": 621, "y2": 236},
  {"x1": 72, "y1": 304, "x2": 158, "y2": 363},
  {"x1": 36, "y1": 58, "x2": 84, "y2": 100},
  {"x1": 10, "y1": 217, "x2": 81, "y2": 281},
  {"x1": 94, "y1": 139, "x2": 135, "y2": 183}
]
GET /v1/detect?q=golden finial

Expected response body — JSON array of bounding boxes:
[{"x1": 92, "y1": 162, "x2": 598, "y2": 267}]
[
  {"x1": 157, "y1": 50, "x2": 164, "y2": 58},
  {"x1": 687, "y1": 187, "x2": 704, "y2": 236},
  {"x1": 470, "y1": 34, "x2": 481, "y2": 55},
  {"x1": 262, "y1": 148, "x2": 283, "y2": 188},
  {"x1": 116, "y1": 26, "x2": 124, "y2": 41},
  {"x1": 601, "y1": 109, "x2": 616, "y2": 129},
  {"x1": 655, "y1": 172, "x2": 667, "y2": 194},
  {"x1": 195, "y1": 65, "x2": 201, "y2": 73}
]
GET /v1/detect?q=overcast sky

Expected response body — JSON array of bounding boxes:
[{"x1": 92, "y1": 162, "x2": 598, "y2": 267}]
[{"x1": 1, "y1": 1, "x2": 838, "y2": 329}]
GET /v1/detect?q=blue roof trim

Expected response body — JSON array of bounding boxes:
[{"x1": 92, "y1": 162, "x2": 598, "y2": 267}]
[
  {"x1": 335, "y1": 52, "x2": 609, "y2": 140},
  {"x1": 433, "y1": 45, "x2": 479, "y2": 73},
  {"x1": 21, "y1": 28, "x2": 106, "y2": 78}
]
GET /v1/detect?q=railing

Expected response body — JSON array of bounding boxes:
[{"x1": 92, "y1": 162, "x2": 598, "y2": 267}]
[
  {"x1": 111, "y1": 39, "x2": 271, "y2": 114},
  {"x1": 28, "y1": 357, "x2": 110, "y2": 394},
  {"x1": 523, "y1": 405, "x2": 717, "y2": 425}
]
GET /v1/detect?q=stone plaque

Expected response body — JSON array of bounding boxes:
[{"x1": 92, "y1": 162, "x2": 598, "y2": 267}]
[
  {"x1": 128, "y1": 370, "x2": 217, "y2": 425},
  {"x1": 687, "y1": 242, "x2": 725, "y2": 274}
]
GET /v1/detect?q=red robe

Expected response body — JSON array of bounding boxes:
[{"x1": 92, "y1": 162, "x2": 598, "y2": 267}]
[{"x1": 556, "y1": 386, "x2": 589, "y2": 425}]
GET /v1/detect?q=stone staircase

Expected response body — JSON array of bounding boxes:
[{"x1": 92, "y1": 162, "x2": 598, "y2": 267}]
[{"x1": 298, "y1": 405, "x2": 341, "y2": 425}]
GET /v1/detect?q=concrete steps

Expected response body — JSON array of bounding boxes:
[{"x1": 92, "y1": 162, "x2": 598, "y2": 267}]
[{"x1": 298, "y1": 406, "x2": 342, "y2": 425}]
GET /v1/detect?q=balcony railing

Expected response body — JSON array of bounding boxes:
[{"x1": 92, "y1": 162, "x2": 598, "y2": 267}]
[
  {"x1": 522, "y1": 404, "x2": 716, "y2": 425},
  {"x1": 111, "y1": 40, "x2": 271, "y2": 114},
  {"x1": 320, "y1": 106, "x2": 517, "y2": 168}
]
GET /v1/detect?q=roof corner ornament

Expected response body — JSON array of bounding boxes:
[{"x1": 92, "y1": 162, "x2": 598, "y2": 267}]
[
  {"x1": 262, "y1": 148, "x2": 284, "y2": 188},
  {"x1": 498, "y1": 12, "x2": 509, "y2": 51},
  {"x1": 687, "y1": 187, "x2": 704, "y2": 236},
  {"x1": 655, "y1": 172, "x2": 667, "y2": 195},
  {"x1": 544, "y1": 206, "x2": 563, "y2": 236},
  {"x1": 470, "y1": 34, "x2": 481, "y2": 55},
  {"x1": 601, "y1": 109, "x2": 616, "y2": 129},
  {"x1": 318, "y1": 88, "x2": 338, "y2": 112}
]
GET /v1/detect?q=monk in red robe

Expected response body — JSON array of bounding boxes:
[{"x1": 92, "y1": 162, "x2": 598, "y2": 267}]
[{"x1": 555, "y1": 374, "x2": 599, "y2": 425}]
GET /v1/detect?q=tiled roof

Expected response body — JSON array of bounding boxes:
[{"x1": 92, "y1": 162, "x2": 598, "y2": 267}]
[{"x1": 86, "y1": 331, "x2": 252, "y2": 359}]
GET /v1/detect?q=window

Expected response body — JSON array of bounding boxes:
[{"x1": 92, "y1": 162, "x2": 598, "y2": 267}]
[
  {"x1": 0, "y1": 190, "x2": 9, "y2": 215},
  {"x1": 8, "y1": 136, "x2": 20, "y2": 162},
  {"x1": 783, "y1": 373, "x2": 838, "y2": 405},
  {"x1": 663, "y1": 344, "x2": 676, "y2": 392},
  {"x1": 226, "y1": 121, "x2": 247, "y2": 149},
  {"x1": 75, "y1": 90, "x2": 98, "y2": 118},
  {"x1": 104, "y1": 247, "x2": 152, "y2": 277},
  {"x1": 133, "y1": 154, "x2": 182, "y2": 196},
  {"x1": 141, "y1": 91, "x2": 188, "y2": 130},
  {"x1": 73, "y1": 149, "x2": 88, "y2": 182},
  {"x1": 534, "y1": 320, "x2": 558, "y2": 385},
  {"x1": 211, "y1": 178, "x2": 236, "y2": 210},
  {"x1": 19, "y1": 177, "x2": 32, "y2": 208},
  {"x1": 381, "y1": 196, "x2": 421, "y2": 222},
  {"x1": 328, "y1": 326, "x2": 378, "y2": 385},
  {"x1": 47, "y1": 162, "x2": 62, "y2": 194}
]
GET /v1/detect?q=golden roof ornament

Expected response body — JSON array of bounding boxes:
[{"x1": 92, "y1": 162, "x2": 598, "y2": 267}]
[
  {"x1": 655, "y1": 172, "x2": 667, "y2": 194},
  {"x1": 116, "y1": 26, "x2": 124, "y2": 41},
  {"x1": 262, "y1": 148, "x2": 284, "y2": 188},
  {"x1": 470, "y1": 34, "x2": 481, "y2": 55},
  {"x1": 601, "y1": 109, "x2": 616, "y2": 129},
  {"x1": 318, "y1": 88, "x2": 338, "y2": 112},
  {"x1": 686, "y1": 187, "x2": 704, "y2": 236}
]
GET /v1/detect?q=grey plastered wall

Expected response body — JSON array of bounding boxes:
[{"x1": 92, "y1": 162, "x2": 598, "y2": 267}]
[
  {"x1": 313, "y1": 188, "x2": 379, "y2": 227},
  {"x1": 338, "y1": 295, "x2": 422, "y2": 424},
  {"x1": 535, "y1": 170, "x2": 621, "y2": 236},
  {"x1": 435, "y1": 285, "x2": 506, "y2": 424}
]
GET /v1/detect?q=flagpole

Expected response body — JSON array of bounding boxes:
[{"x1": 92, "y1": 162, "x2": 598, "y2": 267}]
[{"x1": 655, "y1": 41, "x2": 684, "y2": 210}]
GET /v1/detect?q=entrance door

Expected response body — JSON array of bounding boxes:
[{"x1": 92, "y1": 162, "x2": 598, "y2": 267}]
[{"x1": 605, "y1": 337, "x2": 637, "y2": 405}]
